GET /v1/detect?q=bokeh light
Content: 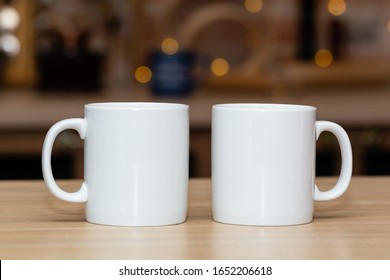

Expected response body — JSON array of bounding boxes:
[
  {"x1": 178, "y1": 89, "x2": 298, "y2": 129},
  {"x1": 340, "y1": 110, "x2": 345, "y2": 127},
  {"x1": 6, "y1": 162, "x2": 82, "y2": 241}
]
[
  {"x1": 161, "y1": 37, "x2": 179, "y2": 55},
  {"x1": 315, "y1": 49, "x2": 333, "y2": 67},
  {"x1": 244, "y1": 0, "x2": 263, "y2": 13},
  {"x1": 328, "y1": 0, "x2": 347, "y2": 16},
  {"x1": 0, "y1": 34, "x2": 20, "y2": 56},
  {"x1": 0, "y1": 6, "x2": 20, "y2": 30},
  {"x1": 211, "y1": 58, "x2": 230, "y2": 76},
  {"x1": 134, "y1": 66, "x2": 152, "y2": 83}
]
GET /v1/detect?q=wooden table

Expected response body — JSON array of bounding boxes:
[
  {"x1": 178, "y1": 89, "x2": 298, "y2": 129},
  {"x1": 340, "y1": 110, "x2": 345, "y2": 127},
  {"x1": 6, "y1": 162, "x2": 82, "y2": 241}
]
[{"x1": 0, "y1": 177, "x2": 390, "y2": 260}]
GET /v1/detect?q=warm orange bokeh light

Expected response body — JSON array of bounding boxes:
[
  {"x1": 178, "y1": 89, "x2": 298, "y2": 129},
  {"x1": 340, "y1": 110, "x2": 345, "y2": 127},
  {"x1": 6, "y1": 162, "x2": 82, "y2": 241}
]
[
  {"x1": 244, "y1": 0, "x2": 263, "y2": 13},
  {"x1": 161, "y1": 37, "x2": 179, "y2": 55},
  {"x1": 328, "y1": 0, "x2": 347, "y2": 16},
  {"x1": 211, "y1": 58, "x2": 230, "y2": 76},
  {"x1": 134, "y1": 66, "x2": 152, "y2": 83},
  {"x1": 315, "y1": 49, "x2": 333, "y2": 67}
]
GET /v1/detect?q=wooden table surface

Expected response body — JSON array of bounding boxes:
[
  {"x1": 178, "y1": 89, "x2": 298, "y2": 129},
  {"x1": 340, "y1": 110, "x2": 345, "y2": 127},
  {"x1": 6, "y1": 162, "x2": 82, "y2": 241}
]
[{"x1": 0, "y1": 177, "x2": 390, "y2": 260}]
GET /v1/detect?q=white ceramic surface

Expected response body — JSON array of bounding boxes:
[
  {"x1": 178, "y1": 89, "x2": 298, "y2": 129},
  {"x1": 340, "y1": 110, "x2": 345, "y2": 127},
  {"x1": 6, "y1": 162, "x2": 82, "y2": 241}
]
[
  {"x1": 42, "y1": 102, "x2": 189, "y2": 226},
  {"x1": 212, "y1": 103, "x2": 353, "y2": 226}
]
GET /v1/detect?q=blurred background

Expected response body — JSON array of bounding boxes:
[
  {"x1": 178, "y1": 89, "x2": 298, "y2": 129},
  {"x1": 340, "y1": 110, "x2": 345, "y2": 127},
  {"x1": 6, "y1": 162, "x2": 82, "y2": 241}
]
[{"x1": 1, "y1": 0, "x2": 390, "y2": 179}]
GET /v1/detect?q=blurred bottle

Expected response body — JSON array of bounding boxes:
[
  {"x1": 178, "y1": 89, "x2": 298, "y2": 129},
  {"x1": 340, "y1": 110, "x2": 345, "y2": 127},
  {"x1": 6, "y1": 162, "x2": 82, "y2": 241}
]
[
  {"x1": 297, "y1": 0, "x2": 316, "y2": 60},
  {"x1": 149, "y1": 50, "x2": 199, "y2": 97}
]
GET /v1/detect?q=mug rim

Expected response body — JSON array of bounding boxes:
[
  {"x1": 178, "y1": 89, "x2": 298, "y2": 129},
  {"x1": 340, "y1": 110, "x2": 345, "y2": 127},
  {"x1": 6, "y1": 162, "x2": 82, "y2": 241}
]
[
  {"x1": 85, "y1": 102, "x2": 188, "y2": 110},
  {"x1": 213, "y1": 103, "x2": 316, "y2": 111}
]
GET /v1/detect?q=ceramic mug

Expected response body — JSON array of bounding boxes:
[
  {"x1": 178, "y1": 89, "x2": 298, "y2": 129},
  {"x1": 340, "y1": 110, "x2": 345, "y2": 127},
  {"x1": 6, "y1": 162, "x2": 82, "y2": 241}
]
[
  {"x1": 212, "y1": 103, "x2": 352, "y2": 226},
  {"x1": 42, "y1": 102, "x2": 189, "y2": 226}
]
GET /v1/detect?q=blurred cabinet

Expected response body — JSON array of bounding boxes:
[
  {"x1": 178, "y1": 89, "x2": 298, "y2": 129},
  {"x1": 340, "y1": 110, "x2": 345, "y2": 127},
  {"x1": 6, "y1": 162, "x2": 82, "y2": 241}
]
[
  {"x1": 0, "y1": 127, "x2": 211, "y2": 179},
  {"x1": 3, "y1": 124, "x2": 390, "y2": 179},
  {"x1": 0, "y1": 130, "x2": 83, "y2": 179}
]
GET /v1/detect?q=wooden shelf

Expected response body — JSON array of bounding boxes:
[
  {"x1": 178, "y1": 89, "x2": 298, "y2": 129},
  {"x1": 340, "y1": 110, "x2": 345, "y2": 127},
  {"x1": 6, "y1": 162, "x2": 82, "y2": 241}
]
[{"x1": 284, "y1": 59, "x2": 390, "y2": 87}]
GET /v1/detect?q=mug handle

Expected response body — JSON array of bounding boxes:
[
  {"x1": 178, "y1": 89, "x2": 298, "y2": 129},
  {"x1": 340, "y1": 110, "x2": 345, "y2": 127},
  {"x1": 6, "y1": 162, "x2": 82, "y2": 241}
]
[
  {"x1": 42, "y1": 118, "x2": 88, "y2": 203},
  {"x1": 314, "y1": 121, "x2": 353, "y2": 201}
]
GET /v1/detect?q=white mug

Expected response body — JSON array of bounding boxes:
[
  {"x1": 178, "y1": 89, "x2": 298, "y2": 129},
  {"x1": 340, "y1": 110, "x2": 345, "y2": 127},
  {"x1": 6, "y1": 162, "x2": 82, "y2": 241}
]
[
  {"x1": 212, "y1": 103, "x2": 352, "y2": 226},
  {"x1": 42, "y1": 102, "x2": 189, "y2": 226}
]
